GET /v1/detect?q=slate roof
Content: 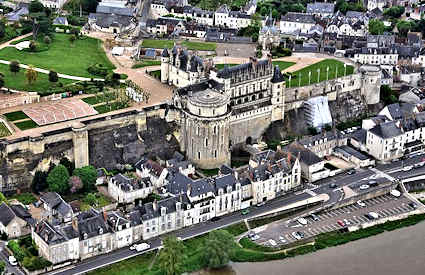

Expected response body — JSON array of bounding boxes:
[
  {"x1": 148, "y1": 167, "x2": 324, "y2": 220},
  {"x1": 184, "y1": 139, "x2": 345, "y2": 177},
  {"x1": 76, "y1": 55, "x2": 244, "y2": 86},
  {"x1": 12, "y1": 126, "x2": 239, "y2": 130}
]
[
  {"x1": 77, "y1": 209, "x2": 111, "y2": 240},
  {"x1": 351, "y1": 128, "x2": 367, "y2": 144},
  {"x1": 34, "y1": 221, "x2": 79, "y2": 245},
  {"x1": 298, "y1": 130, "x2": 342, "y2": 147},
  {"x1": 213, "y1": 174, "x2": 237, "y2": 194},
  {"x1": 307, "y1": 2, "x2": 335, "y2": 14},
  {"x1": 166, "y1": 172, "x2": 193, "y2": 195},
  {"x1": 369, "y1": 121, "x2": 403, "y2": 139},
  {"x1": 220, "y1": 164, "x2": 234, "y2": 175},
  {"x1": 216, "y1": 59, "x2": 271, "y2": 79},
  {"x1": 189, "y1": 178, "x2": 214, "y2": 197},
  {"x1": 385, "y1": 103, "x2": 416, "y2": 120},
  {"x1": 96, "y1": 5, "x2": 133, "y2": 16},
  {"x1": 6, "y1": 6, "x2": 28, "y2": 21},
  {"x1": 111, "y1": 174, "x2": 153, "y2": 192},
  {"x1": 175, "y1": 79, "x2": 224, "y2": 96},
  {"x1": 140, "y1": 196, "x2": 187, "y2": 221},
  {"x1": 271, "y1": 65, "x2": 284, "y2": 83},
  {"x1": 40, "y1": 192, "x2": 73, "y2": 217},
  {"x1": 89, "y1": 13, "x2": 133, "y2": 28},
  {"x1": 281, "y1": 12, "x2": 315, "y2": 24},
  {"x1": 216, "y1": 4, "x2": 230, "y2": 14},
  {"x1": 10, "y1": 204, "x2": 36, "y2": 226},
  {"x1": 0, "y1": 203, "x2": 16, "y2": 226},
  {"x1": 286, "y1": 142, "x2": 322, "y2": 165}
]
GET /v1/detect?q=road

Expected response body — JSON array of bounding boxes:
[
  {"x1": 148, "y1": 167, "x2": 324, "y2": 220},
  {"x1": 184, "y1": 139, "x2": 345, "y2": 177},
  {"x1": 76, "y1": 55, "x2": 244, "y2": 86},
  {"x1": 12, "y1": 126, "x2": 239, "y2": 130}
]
[
  {"x1": 49, "y1": 156, "x2": 425, "y2": 275},
  {"x1": 0, "y1": 242, "x2": 25, "y2": 275}
]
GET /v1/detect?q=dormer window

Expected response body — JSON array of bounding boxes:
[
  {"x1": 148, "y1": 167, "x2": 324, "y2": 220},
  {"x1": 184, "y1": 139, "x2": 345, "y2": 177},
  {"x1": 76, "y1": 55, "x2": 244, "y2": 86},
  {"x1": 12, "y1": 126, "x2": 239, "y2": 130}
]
[
  {"x1": 83, "y1": 233, "x2": 88, "y2": 239},
  {"x1": 99, "y1": 227, "x2": 103, "y2": 234}
]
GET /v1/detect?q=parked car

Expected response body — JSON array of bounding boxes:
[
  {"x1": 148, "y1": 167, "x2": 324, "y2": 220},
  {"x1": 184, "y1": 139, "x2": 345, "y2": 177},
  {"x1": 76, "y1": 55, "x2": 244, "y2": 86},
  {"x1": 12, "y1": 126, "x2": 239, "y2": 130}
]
[
  {"x1": 403, "y1": 165, "x2": 413, "y2": 172},
  {"x1": 347, "y1": 169, "x2": 356, "y2": 175},
  {"x1": 9, "y1": 256, "x2": 17, "y2": 266},
  {"x1": 130, "y1": 245, "x2": 137, "y2": 251},
  {"x1": 297, "y1": 217, "x2": 308, "y2": 225},
  {"x1": 252, "y1": 234, "x2": 260, "y2": 241},
  {"x1": 329, "y1": 183, "x2": 337, "y2": 189},
  {"x1": 390, "y1": 189, "x2": 401, "y2": 197},
  {"x1": 291, "y1": 231, "x2": 301, "y2": 240},
  {"x1": 360, "y1": 184, "x2": 370, "y2": 190},
  {"x1": 241, "y1": 209, "x2": 250, "y2": 215},
  {"x1": 279, "y1": 236, "x2": 286, "y2": 243},
  {"x1": 311, "y1": 213, "x2": 319, "y2": 221},
  {"x1": 357, "y1": 200, "x2": 366, "y2": 207},
  {"x1": 135, "y1": 243, "x2": 150, "y2": 252},
  {"x1": 297, "y1": 231, "x2": 305, "y2": 238},
  {"x1": 409, "y1": 202, "x2": 418, "y2": 209},
  {"x1": 365, "y1": 212, "x2": 379, "y2": 220},
  {"x1": 256, "y1": 202, "x2": 266, "y2": 207},
  {"x1": 343, "y1": 219, "x2": 351, "y2": 226},
  {"x1": 248, "y1": 232, "x2": 255, "y2": 239},
  {"x1": 337, "y1": 220, "x2": 345, "y2": 227},
  {"x1": 368, "y1": 180, "x2": 378, "y2": 187},
  {"x1": 211, "y1": 217, "x2": 221, "y2": 221},
  {"x1": 414, "y1": 162, "x2": 425, "y2": 168},
  {"x1": 269, "y1": 239, "x2": 277, "y2": 246}
]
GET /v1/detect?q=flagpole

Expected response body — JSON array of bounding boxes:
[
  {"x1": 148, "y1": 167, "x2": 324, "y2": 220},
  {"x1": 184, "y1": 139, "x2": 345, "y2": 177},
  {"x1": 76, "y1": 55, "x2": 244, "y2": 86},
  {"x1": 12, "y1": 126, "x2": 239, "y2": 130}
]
[
  {"x1": 317, "y1": 68, "x2": 320, "y2": 83},
  {"x1": 336, "y1": 65, "x2": 338, "y2": 78},
  {"x1": 309, "y1": 71, "x2": 311, "y2": 85},
  {"x1": 299, "y1": 73, "x2": 301, "y2": 87},
  {"x1": 344, "y1": 63, "x2": 347, "y2": 76},
  {"x1": 327, "y1": 66, "x2": 329, "y2": 81},
  {"x1": 289, "y1": 75, "x2": 292, "y2": 88}
]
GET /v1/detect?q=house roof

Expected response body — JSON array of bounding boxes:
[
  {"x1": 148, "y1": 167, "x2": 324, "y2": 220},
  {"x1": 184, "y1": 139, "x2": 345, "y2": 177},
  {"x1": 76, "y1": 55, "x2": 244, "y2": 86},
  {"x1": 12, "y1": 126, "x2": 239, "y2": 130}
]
[
  {"x1": 286, "y1": 142, "x2": 322, "y2": 165},
  {"x1": 0, "y1": 203, "x2": 17, "y2": 226},
  {"x1": 40, "y1": 192, "x2": 73, "y2": 218},
  {"x1": 89, "y1": 13, "x2": 133, "y2": 28},
  {"x1": 281, "y1": 12, "x2": 315, "y2": 24},
  {"x1": 271, "y1": 65, "x2": 284, "y2": 83},
  {"x1": 216, "y1": 58, "x2": 271, "y2": 79},
  {"x1": 96, "y1": 5, "x2": 133, "y2": 16},
  {"x1": 369, "y1": 121, "x2": 403, "y2": 139},
  {"x1": 307, "y1": 2, "x2": 335, "y2": 14},
  {"x1": 77, "y1": 209, "x2": 111, "y2": 240},
  {"x1": 189, "y1": 178, "x2": 214, "y2": 197},
  {"x1": 213, "y1": 174, "x2": 237, "y2": 194},
  {"x1": 34, "y1": 221, "x2": 79, "y2": 245}
]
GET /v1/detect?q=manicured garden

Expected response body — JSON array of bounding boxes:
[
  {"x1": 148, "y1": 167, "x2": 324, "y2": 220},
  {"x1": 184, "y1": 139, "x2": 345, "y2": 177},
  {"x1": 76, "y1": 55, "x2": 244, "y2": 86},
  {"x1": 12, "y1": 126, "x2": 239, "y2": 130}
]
[
  {"x1": 80, "y1": 192, "x2": 112, "y2": 211},
  {"x1": 0, "y1": 34, "x2": 115, "y2": 78},
  {"x1": 82, "y1": 92, "x2": 117, "y2": 105},
  {"x1": 8, "y1": 236, "x2": 52, "y2": 271},
  {"x1": 0, "y1": 63, "x2": 76, "y2": 93},
  {"x1": 132, "y1": 60, "x2": 161, "y2": 69},
  {"x1": 285, "y1": 59, "x2": 354, "y2": 88},
  {"x1": 94, "y1": 102, "x2": 127, "y2": 114},
  {"x1": 14, "y1": 120, "x2": 39, "y2": 130},
  {"x1": 0, "y1": 122, "x2": 11, "y2": 137},
  {"x1": 141, "y1": 39, "x2": 217, "y2": 51},
  {"x1": 3, "y1": 111, "x2": 29, "y2": 121}
]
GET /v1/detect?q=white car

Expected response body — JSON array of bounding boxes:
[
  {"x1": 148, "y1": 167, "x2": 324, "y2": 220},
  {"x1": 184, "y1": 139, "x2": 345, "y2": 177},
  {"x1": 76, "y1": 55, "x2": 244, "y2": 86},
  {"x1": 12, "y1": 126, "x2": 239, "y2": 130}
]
[
  {"x1": 279, "y1": 236, "x2": 286, "y2": 243},
  {"x1": 135, "y1": 243, "x2": 150, "y2": 252},
  {"x1": 390, "y1": 189, "x2": 401, "y2": 197},
  {"x1": 252, "y1": 234, "x2": 260, "y2": 241},
  {"x1": 403, "y1": 166, "x2": 413, "y2": 172},
  {"x1": 360, "y1": 184, "x2": 370, "y2": 190},
  {"x1": 130, "y1": 245, "x2": 136, "y2": 251},
  {"x1": 297, "y1": 217, "x2": 308, "y2": 225},
  {"x1": 268, "y1": 239, "x2": 277, "y2": 246},
  {"x1": 343, "y1": 219, "x2": 351, "y2": 226},
  {"x1": 357, "y1": 200, "x2": 366, "y2": 207},
  {"x1": 9, "y1": 255, "x2": 17, "y2": 266},
  {"x1": 291, "y1": 232, "x2": 301, "y2": 240}
]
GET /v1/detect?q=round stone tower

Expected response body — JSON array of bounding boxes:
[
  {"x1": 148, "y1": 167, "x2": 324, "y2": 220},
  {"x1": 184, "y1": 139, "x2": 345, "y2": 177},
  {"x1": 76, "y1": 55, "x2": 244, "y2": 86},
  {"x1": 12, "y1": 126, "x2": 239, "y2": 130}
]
[
  {"x1": 360, "y1": 65, "x2": 381, "y2": 105},
  {"x1": 161, "y1": 48, "x2": 170, "y2": 84},
  {"x1": 182, "y1": 89, "x2": 231, "y2": 169}
]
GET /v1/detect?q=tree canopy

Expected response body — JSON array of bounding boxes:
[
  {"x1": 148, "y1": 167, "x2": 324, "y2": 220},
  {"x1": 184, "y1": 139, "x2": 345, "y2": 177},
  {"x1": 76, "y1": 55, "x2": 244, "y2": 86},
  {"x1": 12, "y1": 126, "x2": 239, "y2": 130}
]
[
  {"x1": 158, "y1": 236, "x2": 186, "y2": 275},
  {"x1": 383, "y1": 5, "x2": 405, "y2": 18},
  {"x1": 29, "y1": 0, "x2": 44, "y2": 13},
  {"x1": 368, "y1": 19, "x2": 385, "y2": 35},
  {"x1": 31, "y1": 170, "x2": 48, "y2": 194},
  {"x1": 73, "y1": 165, "x2": 97, "y2": 192},
  {"x1": 202, "y1": 229, "x2": 234, "y2": 269},
  {"x1": 46, "y1": 164, "x2": 70, "y2": 194}
]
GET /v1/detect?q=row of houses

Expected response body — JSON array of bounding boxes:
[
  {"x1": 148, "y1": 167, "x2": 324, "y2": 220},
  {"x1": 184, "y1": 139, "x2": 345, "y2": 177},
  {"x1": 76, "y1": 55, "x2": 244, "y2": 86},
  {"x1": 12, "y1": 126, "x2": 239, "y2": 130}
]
[{"x1": 28, "y1": 150, "x2": 301, "y2": 264}]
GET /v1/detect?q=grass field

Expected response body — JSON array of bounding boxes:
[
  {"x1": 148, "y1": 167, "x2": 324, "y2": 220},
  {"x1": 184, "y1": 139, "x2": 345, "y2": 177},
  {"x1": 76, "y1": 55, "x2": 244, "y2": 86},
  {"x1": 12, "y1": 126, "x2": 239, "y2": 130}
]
[
  {"x1": 0, "y1": 34, "x2": 115, "y2": 78},
  {"x1": 3, "y1": 111, "x2": 29, "y2": 121},
  {"x1": 215, "y1": 61, "x2": 295, "y2": 71},
  {"x1": 132, "y1": 60, "x2": 161, "y2": 69},
  {"x1": 141, "y1": 39, "x2": 217, "y2": 51},
  {"x1": 94, "y1": 102, "x2": 125, "y2": 114},
  {"x1": 0, "y1": 122, "x2": 11, "y2": 137},
  {"x1": 0, "y1": 64, "x2": 76, "y2": 93},
  {"x1": 82, "y1": 92, "x2": 116, "y2": 105},
  {"x1": 14, "y1": 120, "x2": 38, "y2": 130},
  {"x1": 286, "y1": 59, "x2": 354, "y2": 88}
]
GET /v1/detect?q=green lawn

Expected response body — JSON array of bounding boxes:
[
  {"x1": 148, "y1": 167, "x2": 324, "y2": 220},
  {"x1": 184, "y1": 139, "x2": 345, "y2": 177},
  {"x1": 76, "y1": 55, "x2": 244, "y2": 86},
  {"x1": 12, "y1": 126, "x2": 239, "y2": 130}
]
[
  {"x1": 215, "y1": 61, "x2": 295, "y2": 71},
  {"x1": 82, "y1": 92, "x2": 116, "y2": 105},
  {"x1": 81, "y1": 193, "x2": 112, "y2": 211},
  {"x1": 0, "y1": 122, "x2": 11, "y2": 137},
  {"x1": 132, "y1": 60, "x2": 161, "y2": 69},
  {"x1": 141, "y1": 39, "x2": 217, "y2": 51},
  {"x1": 286, "y1": 59, "x2": 354, "y2": 88},
  {"x1": 3, "y1": 111, "x2": 29, "y2": 121},
  {"x1": 94, "y1": 102, "x2": 127, "y2": 114},
  {"x1": 0, "y1": 63, "x2": 76, "y2": 93},
  {"x1": 0, "y1": 34, "x2": 115, "y2": 78},
  {"x1": 14, "y1": 120, "x2": 38, "y2": 130},
  {"x1": 8, "y1": 192, "x2": 37, "y2": 205}
]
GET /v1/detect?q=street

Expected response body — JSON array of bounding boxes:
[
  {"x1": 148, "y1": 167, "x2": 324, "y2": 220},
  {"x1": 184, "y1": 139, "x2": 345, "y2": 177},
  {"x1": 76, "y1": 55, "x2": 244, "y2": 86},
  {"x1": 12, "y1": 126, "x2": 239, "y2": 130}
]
[{"x1": 0, "y1": 242, "x2": 25, "y2": 275}]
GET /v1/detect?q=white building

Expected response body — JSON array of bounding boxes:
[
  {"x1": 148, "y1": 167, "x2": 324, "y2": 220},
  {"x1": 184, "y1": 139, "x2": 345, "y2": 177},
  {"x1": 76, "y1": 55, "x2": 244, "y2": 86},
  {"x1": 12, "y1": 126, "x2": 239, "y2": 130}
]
[
  {"x1": 307, "y1": 2, "x2": 335, "y2": 17},
  {"x1": 280, "y1": 12, "x2": 316, "y2": 34},
  {"x1": 108, "y1": 174, "x2": 154, "y2": 204},
  {"x1": 214, "y1": 5, "x2": 252, "y2": 29},
  {"x1": 135, "y1": 158, "x2": 169, "y2": 187}
]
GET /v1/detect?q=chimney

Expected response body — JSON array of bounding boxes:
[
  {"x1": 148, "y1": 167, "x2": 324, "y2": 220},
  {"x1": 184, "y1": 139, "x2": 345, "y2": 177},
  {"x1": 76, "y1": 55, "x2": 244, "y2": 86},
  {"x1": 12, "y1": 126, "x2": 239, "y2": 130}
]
[
  {"x1": 276, "y1": 145, "x2": 282, "y2": 152},
  {"x1": 287, "y1": 151, "x2": 292, "y2": 165},
  {"x1": 267, "y1": 53, "x2": 272, "y2": 64},
  {"x1": 103, "y1": 210, "x2": 108, "y2": 222},
  {"x1": 187, "y1": 183, "x2": 192, "y2": 196},
  {"x1": 72, "y1": 217, "x2": 78, "y2": 232},
  {"x1": 153, "y1": 200, "x2": 158, "y2": 211}
]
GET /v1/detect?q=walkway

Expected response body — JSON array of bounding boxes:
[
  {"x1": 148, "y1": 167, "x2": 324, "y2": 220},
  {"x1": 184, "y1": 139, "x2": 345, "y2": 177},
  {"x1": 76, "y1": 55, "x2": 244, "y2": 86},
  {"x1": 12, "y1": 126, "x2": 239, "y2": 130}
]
[{"x1": 0, "y1": 32, "x2": 33, "y2": 50}]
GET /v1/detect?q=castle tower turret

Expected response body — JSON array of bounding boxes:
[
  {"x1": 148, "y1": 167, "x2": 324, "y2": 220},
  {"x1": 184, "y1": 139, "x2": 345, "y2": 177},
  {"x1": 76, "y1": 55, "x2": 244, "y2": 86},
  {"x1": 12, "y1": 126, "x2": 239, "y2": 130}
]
[
  {"x1": 360, "y1": 65, "x2": 381, "y2": 105},
  {"x1": 270, "y1": 65, "x2": 285, "y2": 122},
  {"x1": 161, "y1": 48, "x2": 170, "y2": 84},
  {"x1": 182, "y1": 88, "x2": 231, "y2": 169}
]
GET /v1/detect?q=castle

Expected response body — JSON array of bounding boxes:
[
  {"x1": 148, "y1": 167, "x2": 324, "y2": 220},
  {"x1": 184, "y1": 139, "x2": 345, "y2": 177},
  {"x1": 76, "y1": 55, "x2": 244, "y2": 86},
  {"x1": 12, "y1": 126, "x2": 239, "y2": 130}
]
[{"x1": 161, "y1": 46, "x2": 382, "y2": 169}]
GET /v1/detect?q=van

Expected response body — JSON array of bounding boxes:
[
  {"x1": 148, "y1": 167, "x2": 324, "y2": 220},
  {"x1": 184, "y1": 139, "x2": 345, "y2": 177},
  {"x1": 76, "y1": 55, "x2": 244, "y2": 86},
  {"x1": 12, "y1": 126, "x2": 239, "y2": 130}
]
[
  {"x1": 297, "y1": 217, "x2": 308, "y2": 225},
  {"x1": 367, "y1": 212, "x2": 379, "y2": 220}
]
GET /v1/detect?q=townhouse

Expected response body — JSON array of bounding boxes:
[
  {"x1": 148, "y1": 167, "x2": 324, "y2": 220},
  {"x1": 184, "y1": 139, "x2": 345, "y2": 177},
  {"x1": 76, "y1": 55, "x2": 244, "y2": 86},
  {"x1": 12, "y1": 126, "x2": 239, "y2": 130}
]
[
  {"x1": 298, "y1": 130, "x2": 348, "y2": 158},
  {"x1": 136, "y1": 158, "x2": 168, "y2": 187},
  {"x1": 214, "y1": 5, "x2": 252, "y2": 29},
  {"x1": 40, "y1": 192, "x2": 73, "y2": 223},
  {"x1": 0, "y1": 202, "x2": 34, "y2": 239},
  {"x1": 280, "y1": 12, "x2": 316, "y2": 34},
  {"x1": 108, "y1": 174, "x2": 154, "y2": 204}
]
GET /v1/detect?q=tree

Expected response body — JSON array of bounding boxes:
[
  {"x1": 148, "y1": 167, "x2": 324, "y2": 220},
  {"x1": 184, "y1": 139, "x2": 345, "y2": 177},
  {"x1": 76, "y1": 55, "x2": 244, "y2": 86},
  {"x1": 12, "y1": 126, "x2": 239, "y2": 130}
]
[
  {"x1": 73, "y1": 165, "x2": 97, "y2": 192},
  {"x1": 0, "y1": 261, "x2": 5, "y2": 274},
  {"x1": 31, "y1": 170, "x2": 48, "y2": 194},
  {"x1": 69, "y1": 176, "x2": 83, "y2": 193},
  {"x1": 380, "y1": 85, "x2": 398, "y2": 105},
  {"x1": 84, "y1": 193, "x2": 97, "y2": 206},
  {"x1": 158, "y1": 236, "x2": 186, "y2": 275},
  {"x1": 44, "y1": 35, "x2": 51, "y2": 45},
  {"x1": 202, "y1": 230, "x2": 234, "y2": 269},
  {"x1": 0, "y1": 75, "x2": 4, "y2": 89},
  {"x1": 46, "y1": 164, "x2": 70, "y2": 194},
  {"x1": 396, "y1": 20, "x2": 411, "y2": 37},
  {"x1": 29, "y1": 0, "x2": 44, "y2": 13},
  {"x1": 369, "y1": 19, "x2": 385, "y2": 35},
  {"x1": 29, "y1": 40, "x2": 37, "y2": 51},
  {"x1": 69, "y1": 34, "x2": 77, "y2": 45},
  {"x1": 59, "y1": 157, "x2": 75, "y2": 174},
  {"x1": 48, "y1": 70, "x2": 59, "y2": 83},
  {"x1": 25, "y1": 66, "x2": 38, "y2": 85},
  {"x1": 9, "y1": 60, "x2": 20, "y2": 75},
  {"x1": 383, "y1": 5, "x2": 405, "y2": 18},
  {"x1": 0, "y1": 192, "x2": 7, "y2": 204}
]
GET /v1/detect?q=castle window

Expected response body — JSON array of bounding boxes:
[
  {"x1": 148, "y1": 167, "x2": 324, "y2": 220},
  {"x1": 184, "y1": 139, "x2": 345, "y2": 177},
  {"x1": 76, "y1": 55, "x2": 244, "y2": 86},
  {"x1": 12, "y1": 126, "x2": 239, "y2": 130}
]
[
  {"x1": 214, "y1": 126, "x2": 217, "y2": 134},
  {"x1": 205, "y1": 138, "x2": 208, "y2": 147},
  {"x1": 198, "y1": 152, "x2": 201, "y2": 159},
  {"x1": 199, "y1": 108, "x2": 201, "y2": 115},
  {"x1": 214, "y1": 150, "x2": 217, "y2": 158}
]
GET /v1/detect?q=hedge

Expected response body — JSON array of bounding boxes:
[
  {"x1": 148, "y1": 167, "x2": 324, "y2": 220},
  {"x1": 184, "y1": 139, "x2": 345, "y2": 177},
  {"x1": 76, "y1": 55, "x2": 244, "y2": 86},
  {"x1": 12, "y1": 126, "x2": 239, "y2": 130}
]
[
  {"x1": 22, "y1": 256, "x2": 52, "y2": 271},
  {"x1": 7, "y1": 240, "x2": 26, "y2": 261},
  {"x1": 239, "y1": 237, "x2": 278, "y2": 252}
]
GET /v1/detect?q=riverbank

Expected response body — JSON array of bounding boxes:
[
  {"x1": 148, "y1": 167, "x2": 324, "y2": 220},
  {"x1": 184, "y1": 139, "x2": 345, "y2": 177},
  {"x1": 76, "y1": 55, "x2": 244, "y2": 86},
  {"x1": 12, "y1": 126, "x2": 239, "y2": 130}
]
[{"x1": 232, "y1": 216, "x2": 425, "y2": 275}]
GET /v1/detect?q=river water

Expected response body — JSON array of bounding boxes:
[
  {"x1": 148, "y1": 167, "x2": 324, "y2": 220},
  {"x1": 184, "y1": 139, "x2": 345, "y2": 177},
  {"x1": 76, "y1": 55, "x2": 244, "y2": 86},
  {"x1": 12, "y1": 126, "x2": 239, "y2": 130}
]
[{"x1": 196, "y1": 221, "x2": 425, "y2": 275}]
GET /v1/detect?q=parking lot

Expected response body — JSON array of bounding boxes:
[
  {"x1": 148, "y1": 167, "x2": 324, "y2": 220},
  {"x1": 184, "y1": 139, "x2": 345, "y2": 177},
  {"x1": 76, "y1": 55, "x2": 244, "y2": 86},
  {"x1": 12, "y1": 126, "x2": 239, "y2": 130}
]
[{"x1": 250, "y1": 193, "x2": 420, "y2": 247}]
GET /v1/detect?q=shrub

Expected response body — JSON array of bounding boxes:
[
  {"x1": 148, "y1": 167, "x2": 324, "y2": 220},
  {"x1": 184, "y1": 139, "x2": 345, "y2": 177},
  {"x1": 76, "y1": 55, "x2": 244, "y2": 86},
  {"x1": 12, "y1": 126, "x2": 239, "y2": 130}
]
[
  {"x1": 87, "y1": 63, "x2": 109, "y2": 77},
  {"x1": 22, "y1": 256, "x2": 52, "y2": 271},
  {"x1": 7, "y1": 240, "x2": 26, "y2": 261}
]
